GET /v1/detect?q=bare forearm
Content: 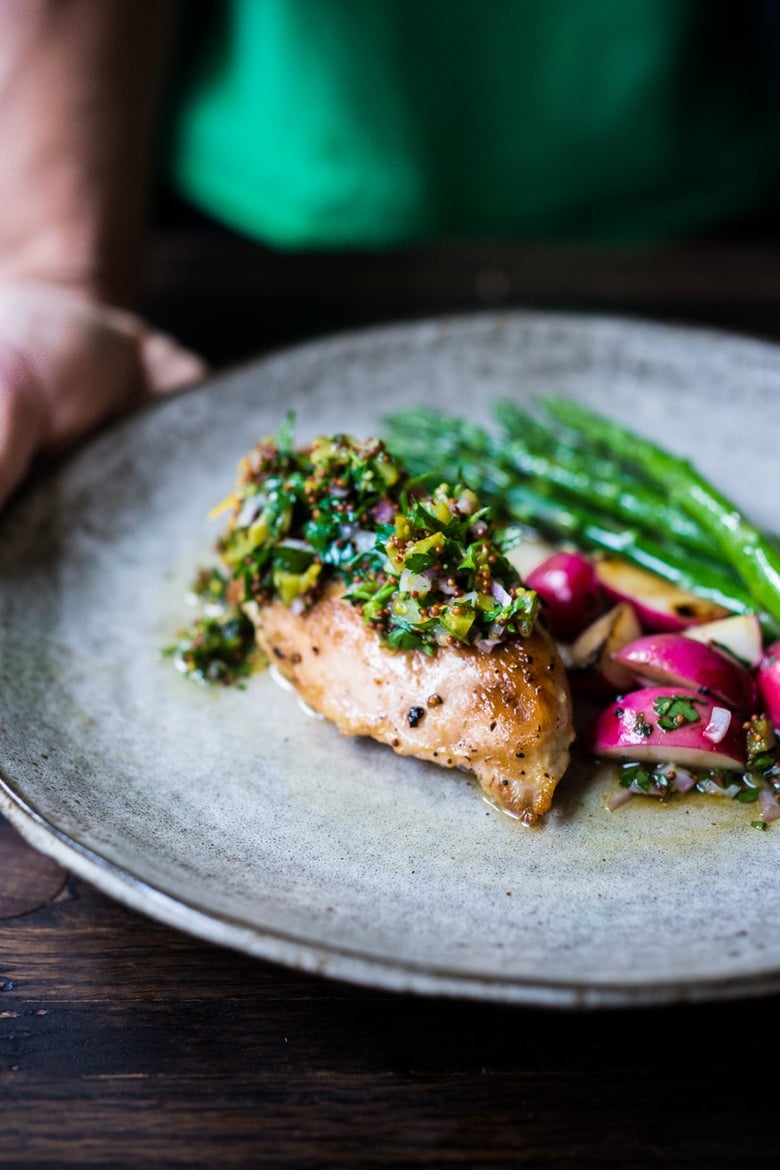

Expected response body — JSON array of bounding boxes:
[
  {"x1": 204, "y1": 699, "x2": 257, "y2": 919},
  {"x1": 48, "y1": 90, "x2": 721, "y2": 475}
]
[{"x1": 0, "y1": 0, "x2": 172, "y2": 306}]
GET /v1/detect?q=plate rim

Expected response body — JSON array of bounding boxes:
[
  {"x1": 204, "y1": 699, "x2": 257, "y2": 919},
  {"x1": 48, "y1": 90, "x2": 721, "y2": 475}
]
[
  {"x1": 5, "y1": 779, "x2": 780, "y2": 1010},
  {"x1": 4, "y1": 306, "x2": 780, "y2": 1010}
]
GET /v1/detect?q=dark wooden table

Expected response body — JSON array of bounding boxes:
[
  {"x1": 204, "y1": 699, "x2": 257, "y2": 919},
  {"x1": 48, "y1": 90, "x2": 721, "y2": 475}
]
[{"x1": 3, "y1": 231, "x2": 780, "y2": 1169}]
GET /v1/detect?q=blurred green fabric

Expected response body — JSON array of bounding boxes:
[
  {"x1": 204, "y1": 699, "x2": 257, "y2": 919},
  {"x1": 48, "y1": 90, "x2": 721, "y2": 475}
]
[{"x1": 168, "y1": 0, "x2": 776, "y2": 249}]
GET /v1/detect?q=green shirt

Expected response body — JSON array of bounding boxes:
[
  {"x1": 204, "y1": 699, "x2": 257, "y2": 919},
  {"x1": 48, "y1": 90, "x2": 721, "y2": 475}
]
[{"x1": 168, "y1": 0, "x2": 775, "y2": 249}]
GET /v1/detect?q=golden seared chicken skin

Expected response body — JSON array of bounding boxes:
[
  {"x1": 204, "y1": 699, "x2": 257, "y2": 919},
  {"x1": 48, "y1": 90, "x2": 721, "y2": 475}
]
[{"x1": 249, "y1": 588, "x2": 574, "y2": 824}]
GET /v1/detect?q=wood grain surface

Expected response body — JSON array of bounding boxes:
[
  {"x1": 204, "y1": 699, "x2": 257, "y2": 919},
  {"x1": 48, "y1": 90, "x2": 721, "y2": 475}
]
[
  {"x1": 2, "y1": 815, "x2": 779, "y2": 1170},
  {"x1": 2, "y1": 234, "x2": 780, "y2": 1169},
  {"x1": 0, "y1": 825, "x2": 67, "y2": 920}
]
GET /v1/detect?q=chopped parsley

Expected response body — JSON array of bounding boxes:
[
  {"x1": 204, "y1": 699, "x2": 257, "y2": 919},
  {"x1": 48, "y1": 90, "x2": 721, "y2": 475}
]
[
  {"x1": 170, "y1": 419, "x2": 540, "y2": 682},
  {"x1": 613, "y1": 710, "x2": 780, "y2": 825},
  {"x1": 653, "y1": 694, "x2": 702, "y2": 731},
  {"x1": 164, "y1": 567, "x2": 259, "y2": 686}
]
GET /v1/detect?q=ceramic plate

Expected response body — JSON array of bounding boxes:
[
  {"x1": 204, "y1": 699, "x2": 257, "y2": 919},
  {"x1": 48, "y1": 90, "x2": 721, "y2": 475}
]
[{"x1": 2, "y1": 310, "x2": 779, "y2": 1009}]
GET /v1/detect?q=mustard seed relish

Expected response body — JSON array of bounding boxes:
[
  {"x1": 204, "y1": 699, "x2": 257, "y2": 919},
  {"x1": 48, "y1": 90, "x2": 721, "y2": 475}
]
[{"x1": 209, "y1": 418, "x2": 539, "y2": 656}]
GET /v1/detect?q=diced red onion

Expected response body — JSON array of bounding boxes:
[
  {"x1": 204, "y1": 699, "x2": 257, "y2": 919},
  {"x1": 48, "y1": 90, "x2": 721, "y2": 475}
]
[
  {"x1": 203, "y1": 601, "x2": 227, "y2": 618},
  {"x1": 759, "y1": 788, "x2": 780, "y2": 822},
  {"x1": 338, "y1": 523, "x2": 376, "y2": 553},
  {"x1": 671, "y1": 768, "x2": 697, "y2": 794},
  {"x1": 235, "y1": 494, "x2": 263, "y2": 527},
  {"x1": 400, "y1": 568, "x2": 431, "y2": 595},
  {"x1": 456, "y1": 491, "x2": 479, "y2": 515},
  {"x1": 373, "y1": 500, "x2": 395, "y2": 524},
  {"x1": 608, "y1": 788, "x2": 634, "y2": 810},
  {"x1": 490, "y1": 580, "x2": 512, "y2": 606},
  {"x1": 703, "y1": 706, "x2": 732, "y2": 744},
  {"x1": 697, "y1": 777, "x2": 742, "y2": 798}
]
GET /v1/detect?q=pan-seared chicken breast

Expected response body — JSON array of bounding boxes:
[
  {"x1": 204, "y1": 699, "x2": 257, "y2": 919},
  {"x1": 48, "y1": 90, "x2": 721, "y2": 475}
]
[
  {"x1": 180, "y1": 430, "x2": 576, "y2": 825},
  {"x1": 249, "y1": 588, "x2": 574, "y2": 825}
]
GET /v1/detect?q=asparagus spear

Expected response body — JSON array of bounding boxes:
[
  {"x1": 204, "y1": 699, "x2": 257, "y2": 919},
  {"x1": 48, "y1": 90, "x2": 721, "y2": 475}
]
[
  {"x1": 500, "y1": 438, "x2": 715, "y2": 557},
  {"x1": 384, "y1": 410, "x2": 513, "y2": 498},
  {"x1": 383, "y1": 402, "x2": 780, "y2": 634},
  {"x1": 386, "y1": 412, "x2": 764, "y2": 615},
  {"x1": 388, "y1": 406, "x2": 722, "y2": 559},
  {"x1": 500, "y1": 485, "x2": 768, "y2": 622},
  {"x1": 493, "y1": 400, "x2": 555, "y2": 450},
  {"x1": 542, "y1": 397, "x2": 780, "y2": 629}
]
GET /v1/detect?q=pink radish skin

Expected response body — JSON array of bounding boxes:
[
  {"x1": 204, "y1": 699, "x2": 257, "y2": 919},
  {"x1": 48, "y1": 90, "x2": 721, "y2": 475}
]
[
  {"x1": 594, "y1": 556, "x2": 731, "y2": 632},
  {"x1": 611, "y1": 632, "x2": 757, "y2": 716},
  {"x1": 525, "y1": 551, "x2": 603, "y2": 642},
  {"x1": 591, "y1": 686, "x2": 746, "y2": 770},
  {"x1": 757, "y1": 640, "x2": 780, "y2": 728}
]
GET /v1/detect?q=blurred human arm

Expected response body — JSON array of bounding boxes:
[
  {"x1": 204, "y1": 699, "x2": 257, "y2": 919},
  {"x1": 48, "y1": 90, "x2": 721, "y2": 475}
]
[{"x1": 0, "y1": 0, "x2": 206, "y2": 506}]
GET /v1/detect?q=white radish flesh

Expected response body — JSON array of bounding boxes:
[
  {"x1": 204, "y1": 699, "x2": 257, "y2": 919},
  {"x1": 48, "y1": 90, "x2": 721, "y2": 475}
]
[
  {"x1": 568, "y1": 602, "x2": 642, "y2": 692},
  {"x1": 682, "y1": 612, "x2": 764, "y2": 669},
  {"x1": 594, "y1": 556, "x2": 731, "y2": 632},
  {"x1": 505, "y1": 535, "x2": 558, "y2": 581}
]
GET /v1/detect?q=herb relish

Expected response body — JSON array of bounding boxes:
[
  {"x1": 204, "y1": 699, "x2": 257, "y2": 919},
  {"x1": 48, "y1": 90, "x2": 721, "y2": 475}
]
[
  {"x1": 614, "y1": 705, "x2": 780, "y2": 823},
  {"x1": 168, "y1": 419, "x2": 540, "y2": 681},
  {"x1": 164, "y1": 566, "x2": 259, "y2": 686}
]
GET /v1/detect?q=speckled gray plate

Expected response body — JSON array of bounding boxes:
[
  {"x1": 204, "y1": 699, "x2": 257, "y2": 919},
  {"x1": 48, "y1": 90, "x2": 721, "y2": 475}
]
[{"x1": 2, "y1": 310, "x2": 779, "y2": 1009}]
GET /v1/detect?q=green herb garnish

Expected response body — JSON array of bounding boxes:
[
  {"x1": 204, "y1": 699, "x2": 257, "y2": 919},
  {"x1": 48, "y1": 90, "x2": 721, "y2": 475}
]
[
  {"x1": 176, "y1": 422, "x2": 540, "y2": 675},
  {"x1": 653, "y1": 694, "x2": 702, "y2": 731},
  {"x1": 164, "y1": 568, "x2": 259, "y2": 686}
]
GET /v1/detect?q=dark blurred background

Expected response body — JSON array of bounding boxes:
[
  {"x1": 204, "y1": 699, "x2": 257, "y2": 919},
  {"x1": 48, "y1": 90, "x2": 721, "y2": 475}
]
[{"x1": 141, "y1": 197, "x2": 780, "y2": 370}]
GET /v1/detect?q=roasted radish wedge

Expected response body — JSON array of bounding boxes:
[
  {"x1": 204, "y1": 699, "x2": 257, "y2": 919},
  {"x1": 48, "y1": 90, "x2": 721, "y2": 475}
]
[
  {"x1": 594, "y1": 556, "x2": 731, "y2": 632},
  {"x1": 568, "y1": 602, "x2": 642, "y2": 694},
  {"x1": 591, "y1": 687, "x2": 746, "y2": 772},
  {"x1": 611, "y1": 632, "x2": 757, "y2": 716},
  {"x1": 505, "y1": 534, "x2": 558, "y2": 582},
  {"x1": 758, "y1": 641, "x2": 780, "y2": 729},
  {"x1": 683, "y1": 613, "x2": 764, "y2": 670},
  {"x1": 524, "y1": 550, "x2": 602, "y2": 642}
]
